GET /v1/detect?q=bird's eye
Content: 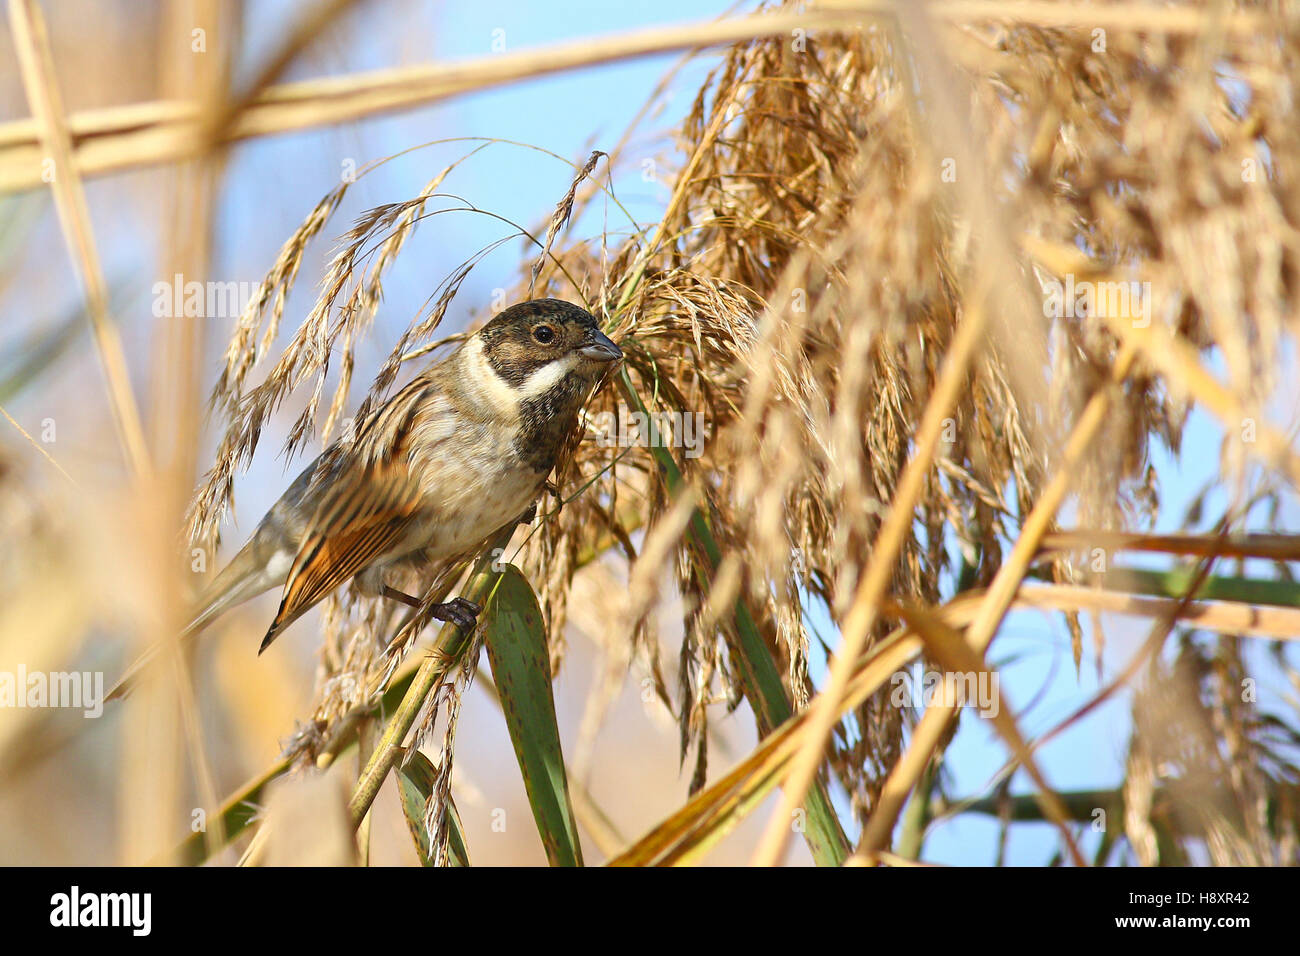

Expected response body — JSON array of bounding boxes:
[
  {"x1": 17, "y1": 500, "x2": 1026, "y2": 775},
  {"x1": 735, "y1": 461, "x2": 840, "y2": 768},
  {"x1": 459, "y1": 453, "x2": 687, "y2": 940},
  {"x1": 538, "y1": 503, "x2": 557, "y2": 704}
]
[{"x1": 532, "y1": 324, "x2": 556, "y2": 344}]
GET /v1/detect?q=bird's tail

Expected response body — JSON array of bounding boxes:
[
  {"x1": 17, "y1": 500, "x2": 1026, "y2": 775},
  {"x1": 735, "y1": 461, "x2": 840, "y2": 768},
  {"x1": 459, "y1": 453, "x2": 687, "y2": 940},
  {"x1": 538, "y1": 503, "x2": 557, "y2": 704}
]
[{"x1": 105, "y1": 545, "x2": 272, "y2": 701}]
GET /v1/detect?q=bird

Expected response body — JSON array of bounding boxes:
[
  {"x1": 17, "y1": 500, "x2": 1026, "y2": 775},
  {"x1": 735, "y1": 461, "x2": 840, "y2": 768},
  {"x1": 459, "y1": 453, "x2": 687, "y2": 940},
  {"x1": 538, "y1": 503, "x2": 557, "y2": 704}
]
[{"x1": 108, "y1": 298, "x2": 622, "y2": 700}]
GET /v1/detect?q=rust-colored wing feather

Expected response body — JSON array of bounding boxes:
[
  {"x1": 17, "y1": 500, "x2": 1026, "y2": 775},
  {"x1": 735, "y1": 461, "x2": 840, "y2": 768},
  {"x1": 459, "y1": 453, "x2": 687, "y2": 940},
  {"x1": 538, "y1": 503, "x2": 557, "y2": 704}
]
[{"x1": 260, "y1": 463, "x2": 425, "y2": 652}]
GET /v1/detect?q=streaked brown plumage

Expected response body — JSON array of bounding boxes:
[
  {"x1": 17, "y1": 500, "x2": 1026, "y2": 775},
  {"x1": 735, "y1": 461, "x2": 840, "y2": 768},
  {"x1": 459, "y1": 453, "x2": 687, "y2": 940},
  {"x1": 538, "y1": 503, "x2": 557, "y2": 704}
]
[{"x1": 109, "y1": 298, "x2": 620, "y2": 699}]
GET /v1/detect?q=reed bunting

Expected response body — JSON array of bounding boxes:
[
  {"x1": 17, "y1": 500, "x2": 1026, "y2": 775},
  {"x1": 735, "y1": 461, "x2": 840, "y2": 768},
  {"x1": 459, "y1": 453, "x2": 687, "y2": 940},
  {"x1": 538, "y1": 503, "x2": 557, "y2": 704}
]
[{"x1": 109, "y1": 298, "x2": 621, "y2": 698}]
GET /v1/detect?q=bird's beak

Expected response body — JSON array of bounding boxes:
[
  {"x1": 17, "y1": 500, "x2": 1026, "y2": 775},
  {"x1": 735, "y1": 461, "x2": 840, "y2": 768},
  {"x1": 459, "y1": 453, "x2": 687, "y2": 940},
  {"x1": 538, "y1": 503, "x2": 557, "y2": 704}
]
[{"x1": 579, "y1": 329, "x2": 623, "y2": 363}]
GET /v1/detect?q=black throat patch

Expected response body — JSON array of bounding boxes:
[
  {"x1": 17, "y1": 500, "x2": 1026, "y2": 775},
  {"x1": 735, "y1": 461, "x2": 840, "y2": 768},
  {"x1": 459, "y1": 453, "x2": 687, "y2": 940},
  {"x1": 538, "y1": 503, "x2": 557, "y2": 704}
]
[{"x1": 514, "y1": 374, "x2": 592, "y2": 474}]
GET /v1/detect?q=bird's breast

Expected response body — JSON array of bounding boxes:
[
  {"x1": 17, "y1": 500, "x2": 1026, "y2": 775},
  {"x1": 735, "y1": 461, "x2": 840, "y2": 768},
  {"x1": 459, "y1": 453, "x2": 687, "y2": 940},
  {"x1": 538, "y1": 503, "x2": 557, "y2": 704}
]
[{"x1": 408, "y1": 417, "x2": 544, "y2": 558}]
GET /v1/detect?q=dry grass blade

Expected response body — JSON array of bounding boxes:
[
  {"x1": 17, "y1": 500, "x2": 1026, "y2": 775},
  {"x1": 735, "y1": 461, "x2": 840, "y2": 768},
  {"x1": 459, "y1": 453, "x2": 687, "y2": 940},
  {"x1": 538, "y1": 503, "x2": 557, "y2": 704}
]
[
  {"x1": 1100, "y1": 311, "x2": 1300, "y2": 490},
  {"x1": 854, "y1": 340, "x2": 1139, "y2": 855},
  {"x1": 529, "y1": 150, "x2": 606, "y2": 294},
  {"x1": 2, "y1": 4, "x2": 1269, "y2": 193},
  {"x1": 1015, "y1": 583, "x2": 1300, "y2": 642},
  {"x1": 611, "y1": 625, "x2": 925, "y2": 866},
  {"x1": 1041, "y1": 530, "x2": 1300, "y2": 565},
  {"x1": 0, "y1": 402, "x2": 78, "y2": 488},
  {"x1": 942, "y1": 531, "x2": 1252, "y2": 859},
  {"x1": 6, "y1": 0, "x2": 150, "y2": 475},
  {"x1": 202, "y1": 0, "x2": 366, "y2": 144},
  {"x1": 885, "y1": 602, "x2": 1085, "y2": 866},
  {"x1": 750, "y1": 291, "x2": 994, "y2": 864},
  {"x1": 0, "y1": 6, "x2": 883, "y2": 193}
]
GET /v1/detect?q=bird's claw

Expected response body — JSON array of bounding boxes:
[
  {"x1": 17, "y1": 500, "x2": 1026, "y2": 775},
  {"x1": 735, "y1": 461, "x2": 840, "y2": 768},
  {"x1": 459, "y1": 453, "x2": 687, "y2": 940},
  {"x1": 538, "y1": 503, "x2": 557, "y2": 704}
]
[
  {"x1": 517, "y1": 502, "x2": 538, "y2": 525},
  {"x1": 431, "y1": 597, "x2": 481, "y2": 631}
]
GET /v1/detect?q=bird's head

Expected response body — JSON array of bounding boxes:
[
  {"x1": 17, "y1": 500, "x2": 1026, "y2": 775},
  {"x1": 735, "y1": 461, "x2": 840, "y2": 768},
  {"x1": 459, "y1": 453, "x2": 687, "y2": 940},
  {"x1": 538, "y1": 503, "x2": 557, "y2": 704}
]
[
  {"x1": 474, "y1": 298, "x2": 621, "y2": 396},
  {"x1": 461, "y1": 298, "x2": 622, "y2": 471}
]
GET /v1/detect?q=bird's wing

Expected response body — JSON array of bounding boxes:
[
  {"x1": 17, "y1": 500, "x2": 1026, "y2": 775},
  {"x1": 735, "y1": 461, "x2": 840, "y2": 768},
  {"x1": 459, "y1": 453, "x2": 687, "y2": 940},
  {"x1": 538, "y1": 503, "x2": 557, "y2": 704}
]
[
  {"x1": 259, "y1": 374, "x2": 469, "y2": 652},
  {"x1": 260, "y1": 462, "x2": 426, "y2": 652}
]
